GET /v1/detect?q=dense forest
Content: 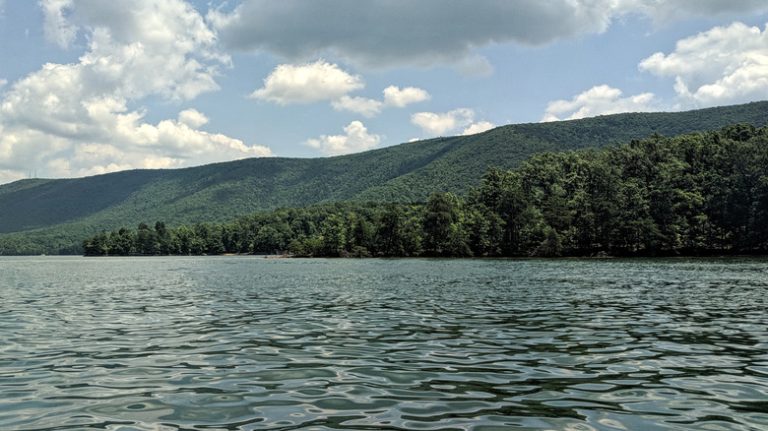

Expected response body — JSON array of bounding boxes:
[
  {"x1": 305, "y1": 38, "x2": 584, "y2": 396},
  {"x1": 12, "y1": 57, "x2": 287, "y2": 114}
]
[
  {"x1": 83, "y1": 124, "x2": 768, "y2": 257},
  {"x1": 3, "y1": 101, "x2": 768, "y2": 256}
]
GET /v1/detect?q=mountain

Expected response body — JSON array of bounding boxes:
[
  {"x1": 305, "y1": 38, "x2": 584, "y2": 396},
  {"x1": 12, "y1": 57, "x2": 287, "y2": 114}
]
[{"x1": 2, "y1": 101, "x2": 768, "y2": 254}]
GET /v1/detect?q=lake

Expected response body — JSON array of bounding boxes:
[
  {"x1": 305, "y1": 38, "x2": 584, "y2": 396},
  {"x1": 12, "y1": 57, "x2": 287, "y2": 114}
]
[{"x1": 1, "y1": 257, "x2": 767, "y2": 430}]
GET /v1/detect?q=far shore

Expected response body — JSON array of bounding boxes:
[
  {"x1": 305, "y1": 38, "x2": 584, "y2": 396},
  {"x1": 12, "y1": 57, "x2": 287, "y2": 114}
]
[{"x1": 3, "y1": 253, "x2": 763, "y2": 260}]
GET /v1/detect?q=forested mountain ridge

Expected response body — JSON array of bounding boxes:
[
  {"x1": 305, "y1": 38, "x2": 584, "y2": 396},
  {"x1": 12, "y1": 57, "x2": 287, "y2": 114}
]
[
  {"x1": 84, "y1": 123, "x2": 768, "y2": 258},
  {"x1": 2, "y1": 101, "x2": 768, "y2": 254}
]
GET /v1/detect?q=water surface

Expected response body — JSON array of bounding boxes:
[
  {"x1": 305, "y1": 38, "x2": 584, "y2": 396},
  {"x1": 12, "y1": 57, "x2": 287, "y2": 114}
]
[{"x1": 1, "y1": 257, "x2": 767, "y2": 430}]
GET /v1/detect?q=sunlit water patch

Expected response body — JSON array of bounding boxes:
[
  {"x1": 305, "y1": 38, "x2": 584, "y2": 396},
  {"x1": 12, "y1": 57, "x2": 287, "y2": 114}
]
[{"x1": 1, "y1": 257, "x2": 767, "y2": 430}]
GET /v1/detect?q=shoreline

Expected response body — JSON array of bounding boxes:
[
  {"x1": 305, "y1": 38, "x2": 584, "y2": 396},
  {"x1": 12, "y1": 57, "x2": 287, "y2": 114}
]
[{"x1": 4, "y1": 253, "x2": 768, "y2": 260}]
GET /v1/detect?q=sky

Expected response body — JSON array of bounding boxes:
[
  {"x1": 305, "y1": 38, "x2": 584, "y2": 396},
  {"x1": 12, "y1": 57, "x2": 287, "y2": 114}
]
[{"x1": 0, "y1": 1, "x2": 767, "y2": 184}]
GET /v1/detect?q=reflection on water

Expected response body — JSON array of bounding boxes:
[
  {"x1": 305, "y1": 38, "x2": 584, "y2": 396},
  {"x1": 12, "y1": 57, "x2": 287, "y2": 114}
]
[{"x1": 0, "y1": 257, "x2": 767, "y2": 430}]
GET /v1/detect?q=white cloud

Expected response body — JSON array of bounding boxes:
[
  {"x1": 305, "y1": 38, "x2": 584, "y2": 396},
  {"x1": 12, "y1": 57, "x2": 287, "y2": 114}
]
[
  {"x1": 306, "y1": 121, "x2": 381, "y2": 155},
  {"x1": 331, "y1": 85, "x2": 430, "y2": 118},
  {"x1": 41, "y1": 0, "x2": 77, "y2": 48},
  {"x1": 462, "y1": 121, "x2": 495, "y2": 135},
  {"x1": 639, "y1": 21, "x2": 768, "y2": 107},
  {"x1": 0, "y1": 93, "x2": 272, "y2": 180},
  {"x1": 0, "y1": 0, "x2": 270, "y2": 184},
  {"x1": 44, "y1": 0, "x2": 225, "y2": 59},
  {"x1": 178, "y1": 108, "x2": 209, "y2": 128},
  {"x1": 211, "y1": 1, "x2": 768, "y2": 69},
  {"x1": 37, "y1": 0, "x2": 225, "y2": 102},
  {"x1": 251, "y1": 60, "x2": 364, "y2": 105},
  {"x1": 0, "y1": 79, "x2": 7, "y2": 88},
  {"x1": 150, "y1": 115, "x2": 271, "y2": 161},
  {"x1": 331, "y1": 96, "x2": 383, "y2": 118},
  {"x1": 411, "y1": 108, "x2": 477, "y2": 136},
  {"x1": 542, "y1": 85, "x2": 657, "y2": 122},
  {"x1": 383, "y1": 86, "x2": 431, "y2": 108}
]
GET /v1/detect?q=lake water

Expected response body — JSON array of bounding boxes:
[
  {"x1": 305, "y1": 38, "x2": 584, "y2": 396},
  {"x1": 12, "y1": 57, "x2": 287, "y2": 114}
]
[{"x1": 1, "y1": 257, "x2": 767, "y2": 430}]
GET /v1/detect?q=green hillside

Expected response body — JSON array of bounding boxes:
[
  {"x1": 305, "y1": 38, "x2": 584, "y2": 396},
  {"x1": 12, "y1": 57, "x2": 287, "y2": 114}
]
[
  {"x1": 81, "y1": 123, "x2": 768, "y2": 258},
  {"x1": 2, "y1": 101, "x2": 768, "y2": 254}
]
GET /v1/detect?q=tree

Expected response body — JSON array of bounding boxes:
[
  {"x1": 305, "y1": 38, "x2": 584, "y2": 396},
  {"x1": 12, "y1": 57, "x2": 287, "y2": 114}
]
[
  {"x1": 319, "y1": 215, "x2": 347, "y2": 256},
  {"x1": 349, "y1": 213, "x2": 375, "y2": 255},
  {"x1": 375, "y1": 205, "x2": 406, "y2": 256},
  {"x1": 83, "y1": 232, "x2": 109, "y2": 256},
  {"x1": 423, "y1": 192, "x2": 468, "y2": 256},
  {"x1": 109, "y1": 228, "x2": 135, "y2": 255},
  {"x1": 253, "y1": 225, "x2": 284, "y2": 254},
  {"x1": 80, "y1": 123, "x2": 768, "y2": 259},
  {"x1": 136, "y1": 222, "x2": 157, "y2": 255},
  {"x1": 155, "y1": 221, "x2": 172, "y2": 255},
  {"x1": 531, "y1": 227, "x2": 563, "y2": 257}
]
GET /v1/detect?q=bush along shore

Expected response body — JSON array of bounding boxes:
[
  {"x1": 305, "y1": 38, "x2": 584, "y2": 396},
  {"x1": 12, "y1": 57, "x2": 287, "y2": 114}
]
[{"x1": 83, "y1": 124, "x2": 768, "y2": 258}]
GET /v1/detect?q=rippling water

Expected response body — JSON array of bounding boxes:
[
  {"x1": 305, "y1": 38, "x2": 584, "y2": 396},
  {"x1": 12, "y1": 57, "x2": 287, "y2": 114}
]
[{"x1": 1, "y1": 257, "x2": 768, "y2": 430}]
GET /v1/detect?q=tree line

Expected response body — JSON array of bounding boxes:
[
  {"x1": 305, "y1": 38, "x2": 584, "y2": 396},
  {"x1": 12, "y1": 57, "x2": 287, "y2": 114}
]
[{"x1": 83, "y1": 124, "x2": 768, "y2": 257}]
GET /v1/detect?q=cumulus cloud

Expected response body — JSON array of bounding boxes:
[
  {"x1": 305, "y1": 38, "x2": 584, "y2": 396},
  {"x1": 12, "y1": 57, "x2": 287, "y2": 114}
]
[
  {"x1": 36, "y1": 0, "x2": 224, "y2": 102},
  {"x1": 639, "y1": 21, "x2": 768, "y2": 107},
  {"x1": 0, "y1": 0, "x2": 270, "y2": 183},
  {"x1": 331, "y1": 96, "x2": 383, "y2": 118},
  {"x1": 331, "y1": 85, "x2": 430, "y2": 117},
  {"x1": 411, "y1": 109, "x2": 477, "y2": 136},
  {"x1": 542, "y1": 85, "x2": 657, "y2": 122},
  {"x1": 41, "y1": 0, "x2": 78, "y2": 48},
  {"x1": 251, "y1": 60, "x2": 364, "y2": 105},
  {"x1": 543, "y1": 20, "x2": 768, "y2": 119},
  {"x1": 462, "y1": 121, "x2": 496, "y2": 135},
  {"x1": 210, "y1": 1, "x2": 768, "y2": 68},
  {"x1": 9, "y1": 110, "x2": 266, "y2": 177},
  {"x1": 306, "y1": 121, "x2": 381, "y2": 156},
  {"x1": 383, "y1": 86, "x2": 431, "y2": 108},
  {"x1": 177, "y1": 108, "x2": 209, "y2": 128},
  {"x1": 250, "y1": 61, "x2": 430, "y2": 117}
]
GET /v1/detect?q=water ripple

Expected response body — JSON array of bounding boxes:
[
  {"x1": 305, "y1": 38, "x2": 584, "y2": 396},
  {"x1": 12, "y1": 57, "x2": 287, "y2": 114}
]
[{"x1": 1, "y1": 257, "x2": 767, "y2": 430}]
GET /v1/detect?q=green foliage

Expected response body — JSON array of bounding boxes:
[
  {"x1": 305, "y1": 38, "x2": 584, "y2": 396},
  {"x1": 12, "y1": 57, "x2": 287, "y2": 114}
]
[
  {"x1": 4, "y1": 101, "x2": 768, "y2": 255},
  {"x1": 423, "y1": 192, "x2": 470, "y2": 256},
  {"x1": 81, "y1": 123, "x2": 768, "y2": 258}
]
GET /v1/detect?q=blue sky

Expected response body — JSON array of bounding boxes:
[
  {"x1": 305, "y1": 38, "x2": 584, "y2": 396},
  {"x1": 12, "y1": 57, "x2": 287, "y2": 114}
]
[{"x1": 0, "y1": 1, "x2": 767, "y2": 183}]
